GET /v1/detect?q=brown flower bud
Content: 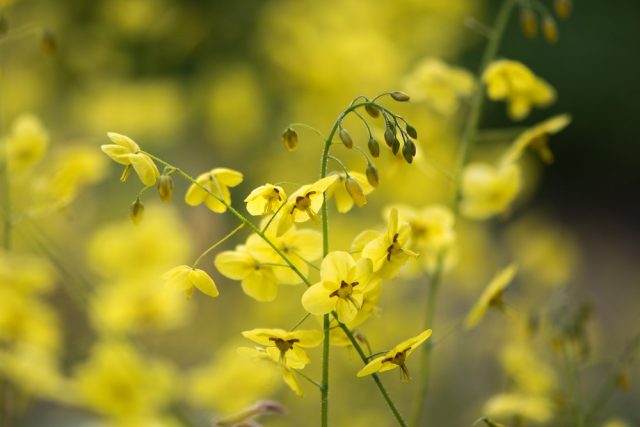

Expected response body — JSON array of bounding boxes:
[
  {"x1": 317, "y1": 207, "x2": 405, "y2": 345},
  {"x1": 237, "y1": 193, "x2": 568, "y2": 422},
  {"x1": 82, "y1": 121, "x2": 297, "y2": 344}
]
[
  {"x1": 368, "y1": 137, "x2": 380, "y2": 158},
  {"x1": 130, "y1": 198, "x2": 145, "y2": 225},
  {"x1": 365, "y1": 163, "x2": 379, "y2": 187},
  {"x1": 339, "y1": 128, "x2": 353, "y2": 149},
  {"x1": 554, "y1": 0, "x2": 572, "y2": 19},
  {"x1": 390, "y1": 91, "x2": 410, "y2": 102},
  {"x1": 282, "y1": 127, "x2": 298, "y2": 152},
  {"x1": 157, "y1": 175, "x2": 174, "y2": 203},
  {"x1": 365, "y1": 104, "x2": 380, "y2": 118},
  {"x1": 520, "y1": 8, "x2": 538, "y2": 38},
  {"x1": 345, "y1": 175, "x2": 366, "y2": 208},
  {"x1": 543, "y1": 16, "x2": 559, "y2": 43}
]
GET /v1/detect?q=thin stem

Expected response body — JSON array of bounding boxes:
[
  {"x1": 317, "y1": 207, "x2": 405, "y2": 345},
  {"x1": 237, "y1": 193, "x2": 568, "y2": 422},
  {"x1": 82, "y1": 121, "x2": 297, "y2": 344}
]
[
  {"x1": 289, "y1": 122, "x2": 327, "y2": 142},
  {"x1": 192, "y1": 223, "x2": 244, "y2": 268},
  {"x1": 296, "y1": 369, "x2": 324, "y2": 390},
  {"x1": 328, "y1": 155, "x2": 349, "y2": 175},
  {"x1": 562, "y1": 342, "x2": 584, "y2": 427},
  {"x1": 290, "y1": 313, "x2": 311, "y2": 331}
]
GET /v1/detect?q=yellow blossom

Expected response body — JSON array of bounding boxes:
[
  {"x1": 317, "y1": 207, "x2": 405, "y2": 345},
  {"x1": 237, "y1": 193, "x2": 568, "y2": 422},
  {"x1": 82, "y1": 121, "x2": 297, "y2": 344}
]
[
  {"x1": 241, "y1": 328, "x2": 323, "y2": 369},
  {"x1": 483, "y1": 60, "x2": 555, "y2": 121},
  {"x1": 501, "y1": 341, "x2": 557, "y2": 395},
  {"x1": 185, "y1": 167, "x2": 243, "y2": 213},
  {"x1": 502, "y1": 114, "x2": 572, "y2": 164},
  {"x1": 357, "y1": 329, "x2": 432, "y2": 380},
  {"x1": 215, "y1": 245, "x2": 280, "y2": 302},
  {"x1": 237, "y1": 346, "x2": 303, "y2": 397},
  {"x1": 101, "y1": 132, "x2": 160, "y2": 186},
  {"x1": 483, "y1": 393, "x2": 554, "y2": 424},
  {"x1": 244, "y1": 183, "x2": 287, "y2": 216},
  {"x1": 602, "y1": 419, "x2": 632, "y2": 427},
  {"x1": 0, "y1": 250, "x2": 55, "y2": 295},
  {"x1": 162, "y1": 265, "x2": 219, "y2": 299},
  {"x1": 5, "y1": 114, "x2": 49, "y2": 173},
  {"x1": 464, "y1": 264, "x2": 518, "y2": 330},
  {"x1": 276, "y1": 175, "x2": 338, "y2": 235},
  {"x1": 72, "y1": 340, "x2": 174, "y2": 422},
  {"x1": 403, "y1": 57, "x2": 475, "y2": 114},
  {"x1": 460, "y1": 161, "x2": 521, "y2": 220},
  {"x1": 326, "y1": 171, "x2": 374, "y2": 213},
  {"x1": 301, "y1": 251, "x2": 373, "y2": 323},
  {"x1": 361, "y1": 208, "x2": 418, "y2": 279},
  {"x1": 329, "y1": 278, "x2": 382, "y2": 347}
]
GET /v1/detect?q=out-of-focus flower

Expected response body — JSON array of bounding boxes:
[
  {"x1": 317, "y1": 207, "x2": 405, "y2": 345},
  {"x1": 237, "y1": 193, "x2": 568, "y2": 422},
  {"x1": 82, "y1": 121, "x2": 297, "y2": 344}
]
[
  {"x1": 237, "y1": 346, "x2": 303, "y2": 397},
  {"x1": 241, "y1": 328, "x2": 323, "y2": 369},
  {"x1": 502, "y1": 114, "x2": 572, "y2": 164},
  {"x1": 403, "y1": 58, "x2": 475, "y2": 115},
  {"x1": 245, "y1": 184, "x2": 287, "y2": 216},
  {"x1": 483, "y1": 60, "x2": 555, "y2": 121},
  {"x1": 185, "y1": 168, "x2": 243, "y2": 213},
  {"x1": 501, "y1": 341, "x2": 557, "y2": 395},
  {"x1": 357, "y1": 329, "x2": 432, "y2": 380},
  {"x1": 276, "y1": 175, "x2": 338, "y2": 235},
  {"x1": 215, "y1": 245, "x2": 280, "y2": 302},
  {"x1": 460, "y1": 161, "x2": 521, "y2": 220},
  {"x1": 72, "y1": 340, "x2": 174, "y2": 423},
  {"x1": 602, "y1": 419, "x2": 632, "y2": 427},
  {"x1": 0, "y1": 250, "x2": 55, "y2": 295},
  {"x1": 361, "y1": 208, "x2": 418, "y2": 279},
  {"x1": 326, "y1": 171, "x2": 374, "y2": 213},
  {"x1": 483, "y1": 393, "x2": 554, "y2": 424},
  {"x1": 464, "y1": 264, "x2": 518, "y2": 330},
  {"x1": 162, "y1": 265, "x2": 219, "y2": 299},
  {"x1": 301, "y1": 251, "x2": 373, "y2": 323},
  {"x1": 101, "y1": 132, "x2": 160, "y2": 186},
  {"x1": 5, "y1": 114, "x2": 49, "y2": 173}
]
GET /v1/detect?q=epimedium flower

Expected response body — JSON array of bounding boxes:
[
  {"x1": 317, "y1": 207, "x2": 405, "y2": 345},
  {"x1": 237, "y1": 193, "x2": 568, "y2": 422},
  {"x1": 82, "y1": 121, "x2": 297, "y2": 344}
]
[
  {"x1": 5, "y1": 114, "x2": 49, "y2": 173},
  {"x1": 185, "y1": 167, "x2": 243, "y2": 213},
  {"x1": 361, "y1": 208, "x2": 418, "y2": 279},
  {"x1": 237, "y1": 346, "x2": 303, "y2": 397},
  {"x1": 276, "y1": 175, "x2": 338, "y2": 236},
  {"x1": 501, "y1": 114, "x2": 572, "y2": 165},
  {"x1": 214, "y1": 245, "x2": 280, "y2": 302},
  {"x1": 460, "y1": 161, "x2": 522, "y2": 220},
  {"x1": 301, "y1": 251, "x2": 373, "y2": 323},
  {"x1": 162, "y1": 265, "x2": 219, "y2": 299},
  {"x1": 356, "y1": 329, "x2": 432, "y2": 381},
  {"x1": 101, "y1": 132, "x2": 160, "y2": 186},
  {"x1": 482, "y1": 59, "x2": 555, "y2": 121},
  {"x1": 245, "y1": 183, "x2": 287, "y2": 216},
  {"x1": 464, "y1": 264, "x2": 518, "y2": 330},
  {"x1": 326, "y1": 171, "x2": 374, "y2": 213},
  {"x1": 241, "y1": 328, "x2": 323, "y2": 369}
]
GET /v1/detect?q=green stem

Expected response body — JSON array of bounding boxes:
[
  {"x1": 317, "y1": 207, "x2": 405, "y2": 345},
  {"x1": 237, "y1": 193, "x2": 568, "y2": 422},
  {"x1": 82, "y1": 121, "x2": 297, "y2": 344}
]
[
  {"x1": 562, "y1": 342, "x2": 584, "y2": 427},
  {"x1": 1, "y1": 145, "x2": 10, "y2": 251},
  {"x1": 409, "y1": 256, "x2": 445, "y2": 427},
  {"x1": 192, "y1": 223, "x2": 244, "y2": 268},
  {"x1": 452, "y1": 0, "x2": 516, "y2": 213}
]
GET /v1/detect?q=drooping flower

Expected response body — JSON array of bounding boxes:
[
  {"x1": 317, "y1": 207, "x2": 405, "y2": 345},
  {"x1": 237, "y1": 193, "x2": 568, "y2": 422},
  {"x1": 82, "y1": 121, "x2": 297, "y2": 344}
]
[
  {"x1": 241, "y1": 328, "x2": 323, "y2": 369},
  {"x1": 162, "y1": 265, "x2": 219, "y2": 299},
  {"x1": 460, "y1": 161, "x2": 521, "y2": 220},
  {"x1": 101, "y1": 132, "x2": 160, "y2": 186},
  {"x1": 275, "y1": 175, "x2": 338, "y2": 236},
  {"x1": 185, "y1": 168, "x2": 243, "y2": 213},
  {"x1": 244, "y1": 184, "x2": 287, "y2": 216},
  {"x1": 501, "y1": 114, "x2": 572, "y2": 164},
  {"x1": 357, "y1": 329, "x2": 432, "y2": 380},
  {"x1": 326, "y1": 171, "x2": 374, "y2": 213},
  {"x1": 361, "y1": 208, "x2": 418, "y2": 279},
  {"x1": 214, "y1": 245, "x2": 280, "y2": 302},
  {"x1": 464, "y1": 264, "x2": 518, "y2": 330},
  {"x1": 483, "y1": 60, "x2": 555, "y2": 121},
  {"x1": 301, "y1": 251, "x2": 373, "y2": 323}
]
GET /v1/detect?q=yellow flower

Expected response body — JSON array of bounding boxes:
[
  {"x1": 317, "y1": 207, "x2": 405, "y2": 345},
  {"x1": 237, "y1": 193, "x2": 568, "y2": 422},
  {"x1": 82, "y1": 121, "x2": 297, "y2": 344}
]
[
  {"x1": 101, "y1": 132, "x2": 160, "y2": 186},
  {"x1": 162, "y1": 265, "x2": 219, "y2": 299},
  {"x1": 214, "y1": 245, "x2": 280, "y2": 302},
  {"x1": 357, "y1": 329, "x2": 432, "y2": 380},
  {"x1": 329, "y1": 278, "x2": 382, "y2": 347},
  {"x1": 237, "y1": 346, "x2": 303, "y2": 397},
  {"x1": 241, "y1": 328, "x2": 323, "y2": 369},
  {"x1": 602, "y1": 419, "x2": 632, "y2": 427},
  {"x1": 460, "y1": 161, "x2": 521, "y2": 220},
  {"x1": 326, "y1": 171, "x2": 374, "y2": 213},
  {"x1": 301, "y1": 251, "x2": 373, "y2": 323},
  {"x1": 276, "y1": 175, "x2": 338, "y2": 236},
  {"x1": 185, "y1": 167, "x2": 243, "y2": 213},
  {"x1": 0, "y1": 250, "x2": 55, "y2": 296},
  {"x1": 361, "y1": 208, "x2": 418, "y2": 279},
  {"x1": 4, "y1": 114, "x2": 49, "y2": 173},
  {"x1": 502, "y1": 114, "x2": 572, "y2": 164},
  {"x1": 464, "y1": 264, "x2": 518, "y2": 330},
  {"x1": 483, "y1": 393, "x2": 554, "y2": 424},
  {"x1": 483, "y1": 60, "x2": 555, "y2": 121},
  {"x1": 72, "y1": 340, "x2": 174, "y2": 422},
  {"x1": 403, "y1": 57, "x2": 475, "y2": 115},
  {"x1": 244, "y1": 183, "x2": 287, "y2": 216}
]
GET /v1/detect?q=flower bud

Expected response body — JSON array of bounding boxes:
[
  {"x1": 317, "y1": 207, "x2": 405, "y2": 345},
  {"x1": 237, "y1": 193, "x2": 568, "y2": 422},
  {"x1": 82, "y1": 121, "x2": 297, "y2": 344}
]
[
  {"x1": 554, "y1": 0, "x2": 572, "y2": 18},
  {"x1": 390, "y1": 91, "x2": 410, "y2": 102},
  {"x1": 157, "y1": 175, "x2": 174, "y2": 203},
  {"x1": 365, "y1": 104, "x2": 380, "y2": 118},
  {"x1": 402, "y1": 140, "x2": 415, "y2": 164},
  {"x1": 282, "y1": 127, "x2": 298, "y2": 152},
  {"x1": 392, "y1": 138, "x2": 401, "y2": 155},
  {"x1": 616, "y1": 369, "x2": 631, "y2": 391},
  {"x1": 365, "y1": 163, "x2": 379, "y2": 187},
  {"x1": 384, "y1": 127, "x2": 396, "y2": 147},
  {"x1": 519, "y1": 8, "x2": 538, "y2": 38},
  {"x1": 368, "y1": 137, "x2": 380, "y2": 158},
  {"x1": 345, "y1": 175, "x2": 366, "y2": 208},
  {"x1": 41, "y1": 29, "x2": 56, "y2": 55},
  {"x1": 339, "y1": 128, "x2": 353, "y2": 149},
  {"x1": 0, "y1": 16, "x2": 8, "y2": 36},
  {"x1": 405, "y1": 124, "x2": 418, "y2": 139},
  {"x1": 543, "y1": 16, "x2": 559, "y2": 43},
  {"x1": 130, "y1": 198, "x2": 145, "y2": 225}
]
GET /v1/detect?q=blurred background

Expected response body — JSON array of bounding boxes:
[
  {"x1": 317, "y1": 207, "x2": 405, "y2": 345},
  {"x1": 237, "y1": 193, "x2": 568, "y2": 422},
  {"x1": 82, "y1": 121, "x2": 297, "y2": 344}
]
[{"x1": 1, "y1": 0, "x2": 638, "y2": 425}]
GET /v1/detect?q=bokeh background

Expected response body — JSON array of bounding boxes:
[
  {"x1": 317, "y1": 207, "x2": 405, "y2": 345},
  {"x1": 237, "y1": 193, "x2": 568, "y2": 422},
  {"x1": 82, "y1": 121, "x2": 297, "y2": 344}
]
[{"x1": 1, "y1": 0, "x2": 639, "y2": 426}]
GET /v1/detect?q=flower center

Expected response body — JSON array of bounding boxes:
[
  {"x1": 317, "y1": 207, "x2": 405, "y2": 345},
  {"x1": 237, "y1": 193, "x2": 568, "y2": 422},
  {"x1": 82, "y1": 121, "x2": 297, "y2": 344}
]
[
  {"x1": 269, "y1": 337, "x2": 299, "y2": 356},
  {"x1": 263, "y1": 188, "x2": 282, "y2": 214},
  {"x1": 386, "y1": 233, "x2": 403, "y2": 261}
]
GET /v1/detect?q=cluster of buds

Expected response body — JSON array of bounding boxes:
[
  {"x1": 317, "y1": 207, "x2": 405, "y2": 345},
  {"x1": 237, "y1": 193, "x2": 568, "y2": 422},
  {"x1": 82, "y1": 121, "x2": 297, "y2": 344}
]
[{"x1": 518, "y1": 0, "x2": 571, "y2": 44}]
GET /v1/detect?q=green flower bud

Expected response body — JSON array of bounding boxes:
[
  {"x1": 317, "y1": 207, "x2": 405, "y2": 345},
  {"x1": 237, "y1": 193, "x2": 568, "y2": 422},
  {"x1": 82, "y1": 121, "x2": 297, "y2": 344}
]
[
  {"x1": 365, "y1": 163, "x2": 379, "y2": 187},
  {"x1": 405, "y1": 124, "x2": 418, "y2": 139},
  {"x1": 365, "y1": 104, "x2": 380, "y2": 118},
  {"x1": 368, "y1": 137, "x2": 380, "y2": 158},
  {"x1": 392, "y1": 138, "x2": 401, "y2": 155},
  {"x1": 130, "y1": 198, "x2": 145, "y2": 225},
  {"x1": 384, "y1": 127, "x2": 396, "y2": 148},
  {"x1": 282, "y1": 127, "x2": 298, "y2": 152},
  {"x1": 339, "y1": 128, "x2": 353, "y2": 149},
  {"x1": 402, "y1": 140, "x2": 415, "y2": 163},
  {"x1": 390, "y1": 91, "x2": 410, "y2": 102},
  {"x1": 157, "y1": 175, "x2": 174, "y2": 203},
  {"x1": 554, "y1": 0, "x2": 572, "y2": 18},
  {"x1": 520, "y1": 8, "x2": 538, "y2": 38},
  {"x1": 543, "y1": 16, "x2": 559, "y2": 43}
]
